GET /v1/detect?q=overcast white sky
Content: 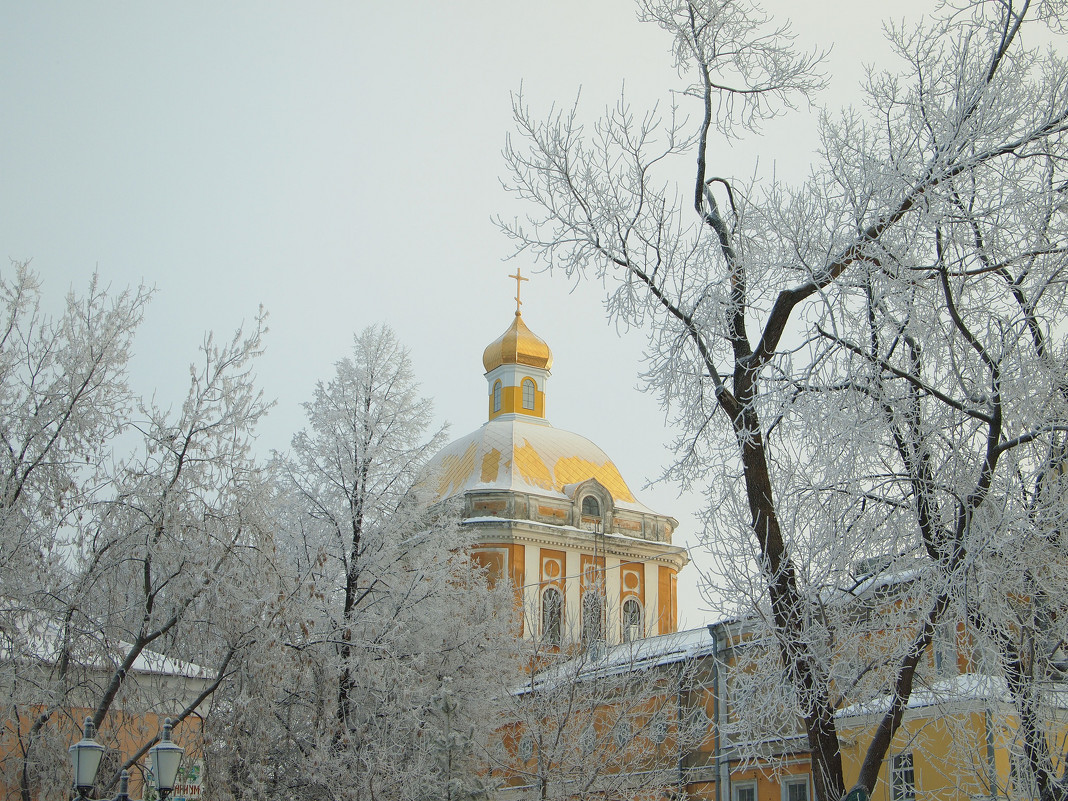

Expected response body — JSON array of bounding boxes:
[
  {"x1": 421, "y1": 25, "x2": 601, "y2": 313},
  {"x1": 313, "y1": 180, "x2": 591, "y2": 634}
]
[{"x1": 0, "y1": 1, "x2": 927, "y2": 626}]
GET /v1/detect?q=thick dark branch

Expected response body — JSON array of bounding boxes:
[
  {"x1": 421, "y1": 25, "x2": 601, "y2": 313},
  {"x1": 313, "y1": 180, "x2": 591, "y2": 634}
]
[
  {"x1": 751, "y1": 103, "x2": 1068, "y2": 372},
  {"x1": 855, "y1": 593, "x2": 951, "y2": 793},
  {"x1": 815, "y1": 325, "x2": 993, "y2": 424}
]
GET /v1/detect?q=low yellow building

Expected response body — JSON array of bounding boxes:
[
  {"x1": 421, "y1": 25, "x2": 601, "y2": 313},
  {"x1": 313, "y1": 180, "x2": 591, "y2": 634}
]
[
  {"x1": 0, "y1": 630, "x2": 210, "y2": 801},
  {"x1": 497, "y1": 618, "x2": 1068, "y2": 801}
]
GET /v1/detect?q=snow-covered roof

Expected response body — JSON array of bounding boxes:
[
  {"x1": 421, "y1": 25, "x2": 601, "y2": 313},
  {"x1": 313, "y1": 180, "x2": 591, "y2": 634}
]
[
  {"x1": 425, "y1": 417, "x2": 657, "y2": 514},
  {"x1": 119, "y1": 644, "x2": 209, "y2": 679},
  {"x1": 811, "y1": 559, "x2": 935, "y2": 610},
  {"x1": 517, "y1": 627, "x2": 716, "y2": 694},
  {"x1": 5, "y1": 618, "x2": 210, "y2": 680},
  {"x1": 837, "y1": 672, "x2": 1068, "y2": 718}
]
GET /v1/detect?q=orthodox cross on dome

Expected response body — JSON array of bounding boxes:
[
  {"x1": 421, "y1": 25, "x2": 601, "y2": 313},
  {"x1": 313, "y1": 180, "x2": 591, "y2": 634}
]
[{"x1": 509, "y1": 268, "x2": 529, "y2": 316}]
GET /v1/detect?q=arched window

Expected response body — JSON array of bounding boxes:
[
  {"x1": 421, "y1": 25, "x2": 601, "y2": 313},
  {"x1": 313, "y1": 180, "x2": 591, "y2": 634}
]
[
  {"x1": 542, "y1": 587, "x2": 562, "y2": 646},
  {"x1": 581, "y1": 495, "x2": 600, "y2": 518},
  {"x1": 492, "y1": 380, "x2": 502, "y2": 412},
  {"x1": 582, "y1": 591, "x2": 604, "y2": 647},
  {"x1": 522, "y1": 377, "x2": 536, "y2": 410},
  {"x1": 622, "y1": 598, "x2": 643, "y2": 643}
]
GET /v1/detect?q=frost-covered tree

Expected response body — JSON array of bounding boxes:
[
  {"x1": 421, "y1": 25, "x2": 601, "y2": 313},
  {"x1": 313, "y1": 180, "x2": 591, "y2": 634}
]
[
  {"x1": 500, "y1": 1, "x2": 1068, "y2": 799},
  {"x1": 0, "y1": 265, "x2": 273, "y2": 801},
  {"x1": 210, "y1": 325, "x2": 517, "y2": 801}
]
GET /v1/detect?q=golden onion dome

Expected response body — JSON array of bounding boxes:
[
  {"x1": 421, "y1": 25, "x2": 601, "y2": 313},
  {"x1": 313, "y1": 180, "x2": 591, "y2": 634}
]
[{"x1": 482, "y1": 312, "x2": 554, "y2": 372}]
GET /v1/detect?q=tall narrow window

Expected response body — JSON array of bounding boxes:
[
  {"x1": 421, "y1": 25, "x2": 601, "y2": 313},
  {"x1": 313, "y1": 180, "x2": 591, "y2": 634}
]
[
  {"x1": 933, "y1": 620, "x2": 957, "y2": 677},
  {"x1": 581, "y1": 496, "x2": 600, "y2": 518},
  {"x1": 492, "y1": 380, "x2": 502, "y2": 412},
  {"x1": 582, "y1": 591, "x2": 604, "y2": 647},
  {"x1": 622, "y1": 598, "x2": 643, "y2": 643},
  {"x1": 891, "y1": 754, "x2": 916, "y2": 801},
  {"x1": 522, "y1": 378, "x2": 536, "y2": 410},
  {"x1": 542, "y1": 587, "x2": 562, "y2": 646}
]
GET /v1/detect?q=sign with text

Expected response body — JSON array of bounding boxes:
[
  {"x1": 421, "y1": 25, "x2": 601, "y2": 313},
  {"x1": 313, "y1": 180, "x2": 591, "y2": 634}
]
[{"x1": 145, "y1": 759, "x2": 203, "y2": 801}]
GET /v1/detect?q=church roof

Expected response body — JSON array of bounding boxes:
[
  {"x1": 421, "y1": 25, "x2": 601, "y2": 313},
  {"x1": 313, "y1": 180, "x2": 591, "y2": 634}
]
[{"x1": 424, "y1": 416, "x2": 653, "y2": 513}]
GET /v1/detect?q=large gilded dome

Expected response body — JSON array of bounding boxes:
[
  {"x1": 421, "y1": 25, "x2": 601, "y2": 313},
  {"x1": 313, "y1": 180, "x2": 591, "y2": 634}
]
[
  {"x1": 482, "y1": 312, "x2": 553, "y2": 372},
  {"x1": 425, "y1": 417, "x2": 652, "y2": 513}
]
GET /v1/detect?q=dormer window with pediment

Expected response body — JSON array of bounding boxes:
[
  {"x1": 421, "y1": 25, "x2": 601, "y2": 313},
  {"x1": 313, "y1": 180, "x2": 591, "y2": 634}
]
[{"x1": 572, "y1": 480, "x2": 612, "y2": 532}]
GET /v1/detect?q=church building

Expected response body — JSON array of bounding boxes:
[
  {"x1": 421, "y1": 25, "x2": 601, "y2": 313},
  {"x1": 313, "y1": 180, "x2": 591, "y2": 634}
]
[{"x1": 424, "y1": 273, "x2": 687, "y2": 647}]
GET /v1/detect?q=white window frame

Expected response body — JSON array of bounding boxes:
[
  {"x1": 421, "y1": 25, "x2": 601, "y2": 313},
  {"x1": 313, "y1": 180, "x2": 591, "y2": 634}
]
[
  {"x1": 891, "y1": 753, "x2": 916, "y2": 801},
  {"x1": 781, "y1": 775, "x2": 810, "y2": 801},
  {"x1": 492, "y1": 380, "x2": 502, "y2": 412},
  {"x1": 579, "y1": 725, "x2": 596, "y2": 755},
  {"x1": 649, "y1": 715, "x2": 668, "y2": 744},
  {"x1": 933, "y1": 620, "x2": 958, "y2": 677},
  {"x1": 522, "y1": 377, "x2": 536, "y2": 409},
  {"x1": 733, "y1": 780, "x2": 758, "y2": 801},
  {"x1": 517, "y1": 735, "x2": 534, "y2": 762}
]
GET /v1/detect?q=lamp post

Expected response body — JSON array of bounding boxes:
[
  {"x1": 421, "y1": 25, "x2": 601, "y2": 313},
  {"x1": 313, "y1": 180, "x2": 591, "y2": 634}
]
[
  {"x1": 68, "y1": 717, "x2": 185, "y2": 801},
  {"x1": 148, "y1": 719, "x2": 184, "y2": 800}
]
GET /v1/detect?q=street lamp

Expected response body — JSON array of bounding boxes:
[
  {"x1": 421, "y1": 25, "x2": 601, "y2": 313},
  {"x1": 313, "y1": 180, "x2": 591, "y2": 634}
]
[
  {"x1": 69, "y1": 718, "x2": 106, "y2": 799},
  {"x1": 68, "y1": 716, "x2": 184, "y2": 801},
  {"x1": 148, "y1": 719, "x2": 184, "y2": 800}
]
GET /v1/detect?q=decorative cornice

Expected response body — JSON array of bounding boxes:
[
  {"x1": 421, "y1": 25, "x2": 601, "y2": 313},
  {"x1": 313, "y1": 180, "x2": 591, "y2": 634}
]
[{"x1": 464, "y1": 517, "x2": 688, "y2": 570}]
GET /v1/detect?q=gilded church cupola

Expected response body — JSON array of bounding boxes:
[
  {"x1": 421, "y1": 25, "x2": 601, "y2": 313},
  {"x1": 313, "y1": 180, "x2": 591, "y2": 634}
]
[{"x1": 483, "y1": 268, "x2": 552, "y2": 422}]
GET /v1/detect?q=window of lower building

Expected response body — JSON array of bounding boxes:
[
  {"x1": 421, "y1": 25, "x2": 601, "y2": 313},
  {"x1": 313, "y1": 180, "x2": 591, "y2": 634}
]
[
  {"x1": 782, "y1": 777, "x2": 810, "y2": 801},
  {"x1": 734, "y1": 782, "x2": 757, "y2": 801},
  {"x1": 891, "y1": 753, "x2": 916, "y2": 801},
  {"x1": 650, "y1": 715, "x2": 668, "y2": 744},
  {"x1": 522, "y1": 377, "x2": 536, "y2": 409},
  {"x1": 579, "y1": 725, "x2": 597, "y2": 754},
  {"x1": 1011, "y1": 744, "x2": 1038, "y2": 798}
]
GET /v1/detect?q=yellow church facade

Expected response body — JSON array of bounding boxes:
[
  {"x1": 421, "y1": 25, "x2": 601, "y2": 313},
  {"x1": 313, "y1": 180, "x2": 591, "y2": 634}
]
[{"x1": 424, "y1": 278, "x2": 687, "y2": 648}]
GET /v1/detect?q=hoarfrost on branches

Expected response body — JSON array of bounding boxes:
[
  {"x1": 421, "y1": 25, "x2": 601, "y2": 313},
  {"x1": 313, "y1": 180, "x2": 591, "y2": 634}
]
[
  {"x1": 500, "y1": 1, "x2": 1068, "y2": 799},
  {"x1": 0, "y1": 265, "x2": 273, "y2": 801},
  {"x1": 210, "y1": 325, "x2": 518, "y2": 801}
]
